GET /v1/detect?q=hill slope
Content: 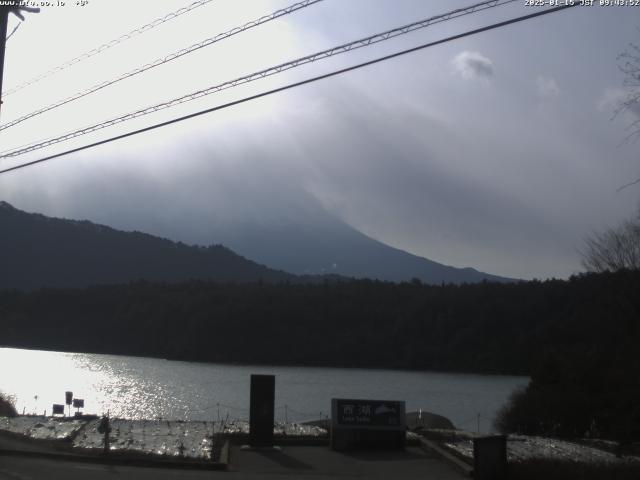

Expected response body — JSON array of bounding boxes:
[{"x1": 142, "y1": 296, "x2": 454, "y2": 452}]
[
  {"x1": 0, "y1": 201, "x2": 295, "y2": 289},
  {"x1": 213, "y1": 218, "x2": 514, "y2": 284}
]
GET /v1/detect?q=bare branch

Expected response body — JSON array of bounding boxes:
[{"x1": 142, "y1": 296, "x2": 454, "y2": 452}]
[
  {"x1": 617, "y1": 177, "x2": 640, "y2": 192},
  {"x1": 581, "y1": 208, "x2": 640, "y2": 272},
  {"x1": 613, "y1": 42, "x2": 640, "y2": 189}
]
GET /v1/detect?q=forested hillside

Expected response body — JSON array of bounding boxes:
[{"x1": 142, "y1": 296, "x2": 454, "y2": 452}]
[
  {"x1": 2, "y1": 270, "x2": 638, "y2": 375},
  {"x1": 0, "y1": 201, "x2": 295, "y2": 289}
]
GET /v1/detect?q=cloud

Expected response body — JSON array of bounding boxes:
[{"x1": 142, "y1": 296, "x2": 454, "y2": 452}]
[
  {"x1": 452, "y1": 51, "x2": 493, "y2": 80},
  {"x1": 536, "y1": 76, "x2": 560, "y2": 98},
  {"x1": 3, "y1": 2, "x2": 639, "y2": 282}
]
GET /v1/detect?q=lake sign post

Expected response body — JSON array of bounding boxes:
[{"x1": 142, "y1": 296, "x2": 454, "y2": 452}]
[
  {"x1": 65, "y1": 391, "x2": 73, "y2": 417},
  {"x1": 249, "y1": 374, "x2": 275, "y2": 448},
  {"x1": 331, "y1": 398, "x2": 406, "y2": 451},
  {"x1": 473, "y1": 435, "x2": 507, "y2": 480}
]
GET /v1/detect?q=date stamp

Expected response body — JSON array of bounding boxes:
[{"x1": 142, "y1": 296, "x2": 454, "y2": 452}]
[
  {"x1": 598, "y1": 0, "x2": 640, "y2": 5},
  {"x1": 525, "y1": 0, "x2": 640, "y2": 5},
  {"x1": 1, "y1": 1, "x2": 90, "y2": 7}
]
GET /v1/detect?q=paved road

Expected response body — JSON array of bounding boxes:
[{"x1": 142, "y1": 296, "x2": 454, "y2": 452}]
[
  {"x1": 0, "y1": 435, "x2": 55, "y2": 454},
  {"x1": 0, "y1": 446, "x2": 466, "y2": 479},
  {"x1": 0, "y1": 456, "x2": 217, "y2": 480},
  {"x1": 228, "y1": 445, "x2": 466, "y2": 479}
]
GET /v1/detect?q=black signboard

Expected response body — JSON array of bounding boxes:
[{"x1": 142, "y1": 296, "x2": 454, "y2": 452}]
[
  {"x1": 52, "y1": 404, "x2": 64, "y2": 415},
  {"x1": 65, "y1": 391, "x2": 73, "y2": 405},
  {"x1": 330, "y1": 398, "x2": 406, "y2": 451},
  {"x1": 335, "y1": 399, "x2": 403, "y2": 427},
  {"x1": 73, "y1": 398, "x2": 84, "y2": 408},
  {"x1": 249, "y1": 374, "x2": 275, "y2": 447}
]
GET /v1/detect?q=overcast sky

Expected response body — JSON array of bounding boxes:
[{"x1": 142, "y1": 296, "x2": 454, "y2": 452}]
[{"x1": 0, "y1": 0, "x2": 639, "y2": 280}]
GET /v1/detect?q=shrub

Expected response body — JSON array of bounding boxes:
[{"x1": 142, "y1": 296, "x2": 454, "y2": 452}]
[{"x1": 0, "y1": 393, "x2": 17, "y2": 417}]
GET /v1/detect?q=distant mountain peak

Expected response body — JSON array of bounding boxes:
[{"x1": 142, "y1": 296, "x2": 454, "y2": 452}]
[
  {"x1": 1, "y1": 201, "x2": 514, "y2": 289},
  {"x1": 212, "y1": 218, "x2": 516, "y2": 284}
]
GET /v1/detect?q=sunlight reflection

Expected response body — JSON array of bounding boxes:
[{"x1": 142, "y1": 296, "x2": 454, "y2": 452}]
[
  {"x1": 0, "y1": 348, "x2": 175, "y2": 419},
  {"x1": 0, "y1": 347, "x2": 527, "y2": 432}
]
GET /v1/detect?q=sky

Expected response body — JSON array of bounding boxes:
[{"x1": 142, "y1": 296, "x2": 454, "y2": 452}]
[{"x1": 0, "y1": 0, "x2": 639, "y2": 280}]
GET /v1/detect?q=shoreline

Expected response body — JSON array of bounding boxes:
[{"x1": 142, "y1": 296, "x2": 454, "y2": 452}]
[
  {"x1": 1, "y1": 414, "x2": 638, "y2": 472},
  {"x1": 0, "y1": 344, "x2": 531, "y2": 377}
]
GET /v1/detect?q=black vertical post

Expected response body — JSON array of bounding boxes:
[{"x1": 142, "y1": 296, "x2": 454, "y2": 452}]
[
  {"x1": 103, "y1": 417, "x2": 110, "y2": 455},
  {"x1": 97, "y1": 416, "x2": 111, "y2": 455},
  {"x1": 0, "y1": 6, "x2": 10, "y2": 118},
  {"x1": 65, "y1": 391, "x2": 73, "y2": 417},
  {"x1": 473, "y1": 435, "x2": 508, "y2": 480},
  {"x1": 249, "y1": 374, "x2": 275, "y2": 447},
  {"x1": 0, "y1": 2, "x2": 39, "y2": 120}
]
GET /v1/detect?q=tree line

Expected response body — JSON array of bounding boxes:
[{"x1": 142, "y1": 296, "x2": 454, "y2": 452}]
[{"x1": 1, "y1": 270, "x2": 638, "y2": 440}]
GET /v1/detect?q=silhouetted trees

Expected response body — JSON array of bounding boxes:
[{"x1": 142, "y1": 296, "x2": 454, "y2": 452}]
[
  {"x1": 494, "y1": 270, "x2": 640, "y2": 441},
  {"x1": 2, "y1": 270, "x2": 638, "y2": 441},
  {"x1": 0, "y1": 393, "x2": 17, "y2": 417},
  {"x1": 581, "y1": 207, "x2": 640, "y2": 272}
]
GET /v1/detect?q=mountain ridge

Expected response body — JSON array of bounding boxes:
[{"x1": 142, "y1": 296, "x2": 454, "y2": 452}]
[
  {"x1": 213, "y1": 217, "x2": 515, "y2": 284},
  {"x1": 0, "y1": 201, "x2": 513, "y2": 289},
  {"x1": 0, "y1": 201, "x2": 297, "y2": 289}
]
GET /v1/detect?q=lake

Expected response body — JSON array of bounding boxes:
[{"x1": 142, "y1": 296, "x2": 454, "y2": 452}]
[{"x1": 0, "y1": 347, "x2": 527, "y2": 433}]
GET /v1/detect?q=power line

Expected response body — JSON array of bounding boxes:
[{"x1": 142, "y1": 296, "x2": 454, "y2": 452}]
[
  {"x1": 0, "y1": 0, "x2": 324, "y2": 133},
  {"x1": 0, "y1": 0, "x2": 516, "y2": 154},
  {"x1": 1, "y1": 0, "x2": 217, "y2": 98},
  {"x1": 0, "y1": 130, "x2": 57, "y2": 156},
  {"x1": 0, "y1": 3, "x2": 579, "y2": 176},
  {"x1": 5, "y1": 20, "x2": 20, "y2": 41}
]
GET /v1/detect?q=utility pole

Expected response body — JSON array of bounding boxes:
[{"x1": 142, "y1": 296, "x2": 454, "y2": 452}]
[
  {"x1": 0, "y1": 5, "x2": 10, "y2": 116},
  {"x1": 0, "y1": 1, "x2": 39, "y2": 119}
]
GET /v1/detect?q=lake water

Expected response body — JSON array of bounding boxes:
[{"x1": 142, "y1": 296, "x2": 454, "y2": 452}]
[{"x1": 0, "y1": 347, "x2": 527, "y2": 433}]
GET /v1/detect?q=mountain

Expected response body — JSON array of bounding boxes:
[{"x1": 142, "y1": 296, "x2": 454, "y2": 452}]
[
  {"x1": 0, "y1": 201, "x2": 296, "y2": 290},
  {"x1": 212, "y1": 216, "x2": 514, "y2": 284},
  {"x1": 0, "y1": 200, "x2": 512, "y2": 289}
]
